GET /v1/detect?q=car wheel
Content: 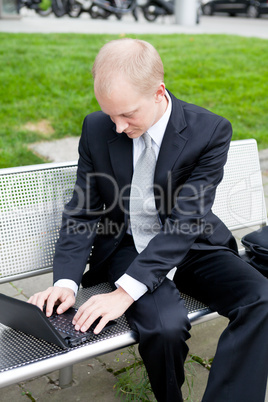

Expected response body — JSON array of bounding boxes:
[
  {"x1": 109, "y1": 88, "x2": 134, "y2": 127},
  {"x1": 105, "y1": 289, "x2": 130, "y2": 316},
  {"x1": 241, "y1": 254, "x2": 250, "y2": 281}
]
[
  {"x1": 247, "y1": 5, "x2": 259, "y2": 18},
  {"x1": 202, "y1": 4, "x2": 213, "y2": 16}
]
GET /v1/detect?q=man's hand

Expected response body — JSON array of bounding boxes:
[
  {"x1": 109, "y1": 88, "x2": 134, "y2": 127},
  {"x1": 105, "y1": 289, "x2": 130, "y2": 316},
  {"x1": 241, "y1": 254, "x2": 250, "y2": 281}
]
[
  {"x1": 28, "y1": 286, "x2": 76, "y2": 317},
  {"x1": 72, "y1": 287, "x2": 134, "y2": 334}
]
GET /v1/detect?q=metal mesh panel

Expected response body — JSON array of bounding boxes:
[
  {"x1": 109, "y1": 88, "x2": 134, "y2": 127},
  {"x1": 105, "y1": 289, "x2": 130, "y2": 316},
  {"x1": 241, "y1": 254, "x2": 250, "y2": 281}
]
[
  {"x1": 0, "y1": 284, "x2": 132, "y2": 372},
  {"x1": 180, "y1": 292, "x2": 208, "y2": 314},
  {"x1": 0, "y1": 283, "x2": 210, "y2": 373},
  {"x1": 0, "y1": 164, "x2": 77, "y2": 280},
  {"x1": 213, "y1": 140, "x2": 267, "y2": 229},
  {"x1": 0, "y1": 324, "x2": 65, "y2": 372}
]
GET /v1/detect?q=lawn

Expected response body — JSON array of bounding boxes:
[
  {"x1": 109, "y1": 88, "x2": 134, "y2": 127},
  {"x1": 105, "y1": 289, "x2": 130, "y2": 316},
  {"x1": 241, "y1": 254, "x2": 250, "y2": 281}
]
[{"x1": 0, "y1": 33, "x2": 267, "y2": 168}]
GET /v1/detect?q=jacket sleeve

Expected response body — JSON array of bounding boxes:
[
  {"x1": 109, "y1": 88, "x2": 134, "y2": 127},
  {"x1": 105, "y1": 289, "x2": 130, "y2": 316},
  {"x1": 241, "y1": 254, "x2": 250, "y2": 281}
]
[
  {"x1": 53, "y1": 117, "x2": 103, "y2": 286},
  {"x1": 125, "y1": 116, "x2": 233, "y2": 292}
]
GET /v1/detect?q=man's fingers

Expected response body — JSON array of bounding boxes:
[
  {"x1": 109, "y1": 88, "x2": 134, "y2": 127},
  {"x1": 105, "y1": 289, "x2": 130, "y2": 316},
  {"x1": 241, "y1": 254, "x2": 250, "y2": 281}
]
[
  {"x1": 75, "y1": 311, "x2": 109, "y2": 334},
  {"x1": 72, "y1": 297, "x2": 96, "y2": 326},
  {"x1": 93, "y1": 316, "x2": 110, "y2": 335},
  {"x1": 56, "y1": 297, "x2": 75, "y2": 315},
  {"x1": 28, "y1": 287, "x2": 75, "y2": 317},
  {"x1": 45, "y1": 289, "x2": 63, "y2": 316},
  {"x1": 74, "y1": 308, "x2": 100, "y2": 332},
  {"x1": 72, "y1": 296, "x2": 106, "y2": 332},
  {"x1": 73, "y1": 289, "x2": 134, "y2": 334},
  {"x1": 46, "y1": 287, "x2": 75, "y2": 316},
  {"x1": 28, "y1": 287, "x2": 54, "y2": 312}
]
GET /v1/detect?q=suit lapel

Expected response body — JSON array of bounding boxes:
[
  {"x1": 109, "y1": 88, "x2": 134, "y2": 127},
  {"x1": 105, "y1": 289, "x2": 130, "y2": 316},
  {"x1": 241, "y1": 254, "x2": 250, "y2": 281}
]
[
  {"x1": 108, "y1": 132, "x2": 133, "y2": 220},
  {"x1": 108, "y1": 132, "x2": 133, "y2": 188},
  {"x1": 154, "y1": 94, "x2": 188, "y2": 190}
]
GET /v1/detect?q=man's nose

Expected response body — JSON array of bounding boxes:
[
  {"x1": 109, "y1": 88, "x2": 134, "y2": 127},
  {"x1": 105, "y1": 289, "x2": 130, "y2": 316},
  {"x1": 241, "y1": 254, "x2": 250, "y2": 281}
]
[{"x1": 114, "y1": 118, "x2": 129, "y2": 134}]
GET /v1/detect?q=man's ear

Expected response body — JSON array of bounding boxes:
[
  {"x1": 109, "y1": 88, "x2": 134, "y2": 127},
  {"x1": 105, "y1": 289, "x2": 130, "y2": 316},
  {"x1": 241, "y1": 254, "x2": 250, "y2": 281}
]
[{"x1": 154, "y1": 82, "x2": 166, "y2": 103}]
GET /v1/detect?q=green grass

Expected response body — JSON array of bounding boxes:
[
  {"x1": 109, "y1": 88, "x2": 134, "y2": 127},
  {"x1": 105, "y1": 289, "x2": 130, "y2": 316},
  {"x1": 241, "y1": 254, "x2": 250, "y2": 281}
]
[{"x1": 0, "y1": 33, "x2": 267, "y2": 168}]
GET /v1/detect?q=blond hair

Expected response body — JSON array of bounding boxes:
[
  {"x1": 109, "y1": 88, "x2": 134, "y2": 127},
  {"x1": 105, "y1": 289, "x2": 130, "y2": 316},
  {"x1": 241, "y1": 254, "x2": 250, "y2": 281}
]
[{"x1": 92, "y1": 38, "x2": 164, "y2": 96}]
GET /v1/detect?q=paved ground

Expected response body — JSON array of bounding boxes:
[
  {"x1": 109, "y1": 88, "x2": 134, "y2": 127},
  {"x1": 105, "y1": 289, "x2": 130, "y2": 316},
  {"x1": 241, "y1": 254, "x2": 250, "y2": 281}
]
[
  {"x1": 1, "y1": 10, "x2": 268, "y2": 401},
  {"x1": 0, "y1": 9, "x2": 268, "y2": 38}
]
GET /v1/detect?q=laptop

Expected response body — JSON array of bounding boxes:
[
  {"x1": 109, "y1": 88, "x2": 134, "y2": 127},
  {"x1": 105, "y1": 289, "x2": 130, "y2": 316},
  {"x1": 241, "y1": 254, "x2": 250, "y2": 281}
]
[{"x1": 0, "y1": 293, "x2": 116, "y2": 349}]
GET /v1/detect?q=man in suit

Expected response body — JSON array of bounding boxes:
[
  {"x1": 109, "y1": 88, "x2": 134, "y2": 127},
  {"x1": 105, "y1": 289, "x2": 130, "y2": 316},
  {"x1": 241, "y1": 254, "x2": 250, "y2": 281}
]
[{"x1": 29, "y1": 38, "x2": 268, "y2": 401}]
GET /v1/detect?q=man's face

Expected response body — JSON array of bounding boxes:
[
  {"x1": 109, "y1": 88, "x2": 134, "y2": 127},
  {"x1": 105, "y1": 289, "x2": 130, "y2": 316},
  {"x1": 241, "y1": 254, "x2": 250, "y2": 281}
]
[{"x1": 95, "y1": 77, "x2": 166, "y2": 139}]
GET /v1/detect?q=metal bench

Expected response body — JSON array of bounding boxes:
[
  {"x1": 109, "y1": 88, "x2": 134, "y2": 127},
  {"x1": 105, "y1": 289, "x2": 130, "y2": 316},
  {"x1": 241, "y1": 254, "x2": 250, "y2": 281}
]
[{"x1": 0, "y1": 139, "x2": 267, "y2": 389}]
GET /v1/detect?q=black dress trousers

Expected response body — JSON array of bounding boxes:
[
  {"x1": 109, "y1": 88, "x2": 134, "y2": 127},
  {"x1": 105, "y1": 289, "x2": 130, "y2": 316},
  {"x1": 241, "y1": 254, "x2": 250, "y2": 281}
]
[{"x1": 104, "y1": 235, "x2": 268, "y2": 402}]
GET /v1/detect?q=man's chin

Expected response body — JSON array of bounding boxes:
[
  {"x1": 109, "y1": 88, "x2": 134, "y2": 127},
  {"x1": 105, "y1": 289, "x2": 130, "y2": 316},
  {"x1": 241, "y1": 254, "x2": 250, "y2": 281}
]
[{"x1": 125, "y1": 131, "x2": 143, "y2": 139}]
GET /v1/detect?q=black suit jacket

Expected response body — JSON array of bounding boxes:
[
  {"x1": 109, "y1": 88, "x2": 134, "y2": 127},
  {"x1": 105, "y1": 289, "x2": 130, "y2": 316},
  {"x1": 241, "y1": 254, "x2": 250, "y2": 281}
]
[{"x1": 53, "y1": 90, "x2": 236, "y2": 292}]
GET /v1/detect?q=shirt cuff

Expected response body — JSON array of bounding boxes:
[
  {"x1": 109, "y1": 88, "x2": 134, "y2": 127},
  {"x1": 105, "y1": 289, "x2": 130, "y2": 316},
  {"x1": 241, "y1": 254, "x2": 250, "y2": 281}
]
[
  {"x1": 54, "y1": 279, "x2": 78, "y2": 296},
  {"x1": 115, "y1": 274, "x2": 148, "y2": 301}
]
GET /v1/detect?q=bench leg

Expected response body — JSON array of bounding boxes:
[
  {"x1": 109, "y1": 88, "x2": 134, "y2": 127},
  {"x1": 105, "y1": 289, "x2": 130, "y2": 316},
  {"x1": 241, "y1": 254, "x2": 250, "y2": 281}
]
[{"x1": 59, "y1": 365, "x2": 73, "y2": 388}]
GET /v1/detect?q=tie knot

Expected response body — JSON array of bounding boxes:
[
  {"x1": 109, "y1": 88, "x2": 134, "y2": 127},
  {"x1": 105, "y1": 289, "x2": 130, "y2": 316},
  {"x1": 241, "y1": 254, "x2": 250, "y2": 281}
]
[{"x1": 142, "y1": 132, "x2": 152, "y2": 148}]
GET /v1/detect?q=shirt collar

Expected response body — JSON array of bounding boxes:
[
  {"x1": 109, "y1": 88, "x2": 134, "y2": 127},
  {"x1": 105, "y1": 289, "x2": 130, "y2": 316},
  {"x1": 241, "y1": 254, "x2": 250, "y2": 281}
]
[{"x1": 147, "y1": 90, "x2": 172, "y2": 149}]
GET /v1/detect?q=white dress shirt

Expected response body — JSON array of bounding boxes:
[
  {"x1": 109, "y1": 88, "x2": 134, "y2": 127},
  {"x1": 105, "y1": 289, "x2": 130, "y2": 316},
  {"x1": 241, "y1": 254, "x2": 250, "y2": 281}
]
[{"x1": 55, "y1": 92, "x2": 173, "y2": 300}]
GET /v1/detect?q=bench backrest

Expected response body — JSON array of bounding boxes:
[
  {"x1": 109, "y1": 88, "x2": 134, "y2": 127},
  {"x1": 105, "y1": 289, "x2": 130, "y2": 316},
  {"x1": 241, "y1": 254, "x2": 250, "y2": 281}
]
[
  {"x1": 0, "y1": 161, "x2": 77, "y2": 283},
  {"x1": 0, "y1": 139, "x2": 266, "y2": 283},
  {"x1": 212, "y1": 139, "x2": 267, "y2": 229}
]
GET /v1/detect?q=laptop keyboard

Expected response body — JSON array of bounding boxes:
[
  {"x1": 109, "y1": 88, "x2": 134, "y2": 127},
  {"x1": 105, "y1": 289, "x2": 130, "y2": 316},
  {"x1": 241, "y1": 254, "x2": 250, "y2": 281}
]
[
  {"x1": 46, "y1": 306, "x2": 116, "y2": 340},
  {"x1": 48, "y1": 311, "x2": 90, "y2": 336}
]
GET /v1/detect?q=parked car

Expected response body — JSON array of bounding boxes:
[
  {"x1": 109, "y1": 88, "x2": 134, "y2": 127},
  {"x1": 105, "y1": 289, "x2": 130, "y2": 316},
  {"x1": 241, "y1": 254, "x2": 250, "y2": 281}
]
[{"x1": 201, "y1": 0, "x2": 268, "y2": 18}]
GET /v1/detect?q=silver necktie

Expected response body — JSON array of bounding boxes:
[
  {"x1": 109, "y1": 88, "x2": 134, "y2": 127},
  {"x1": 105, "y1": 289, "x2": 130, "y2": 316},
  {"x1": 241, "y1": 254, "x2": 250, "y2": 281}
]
[{"x1": 129, "y1": 132, "x2": 161, "y2": 253}]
